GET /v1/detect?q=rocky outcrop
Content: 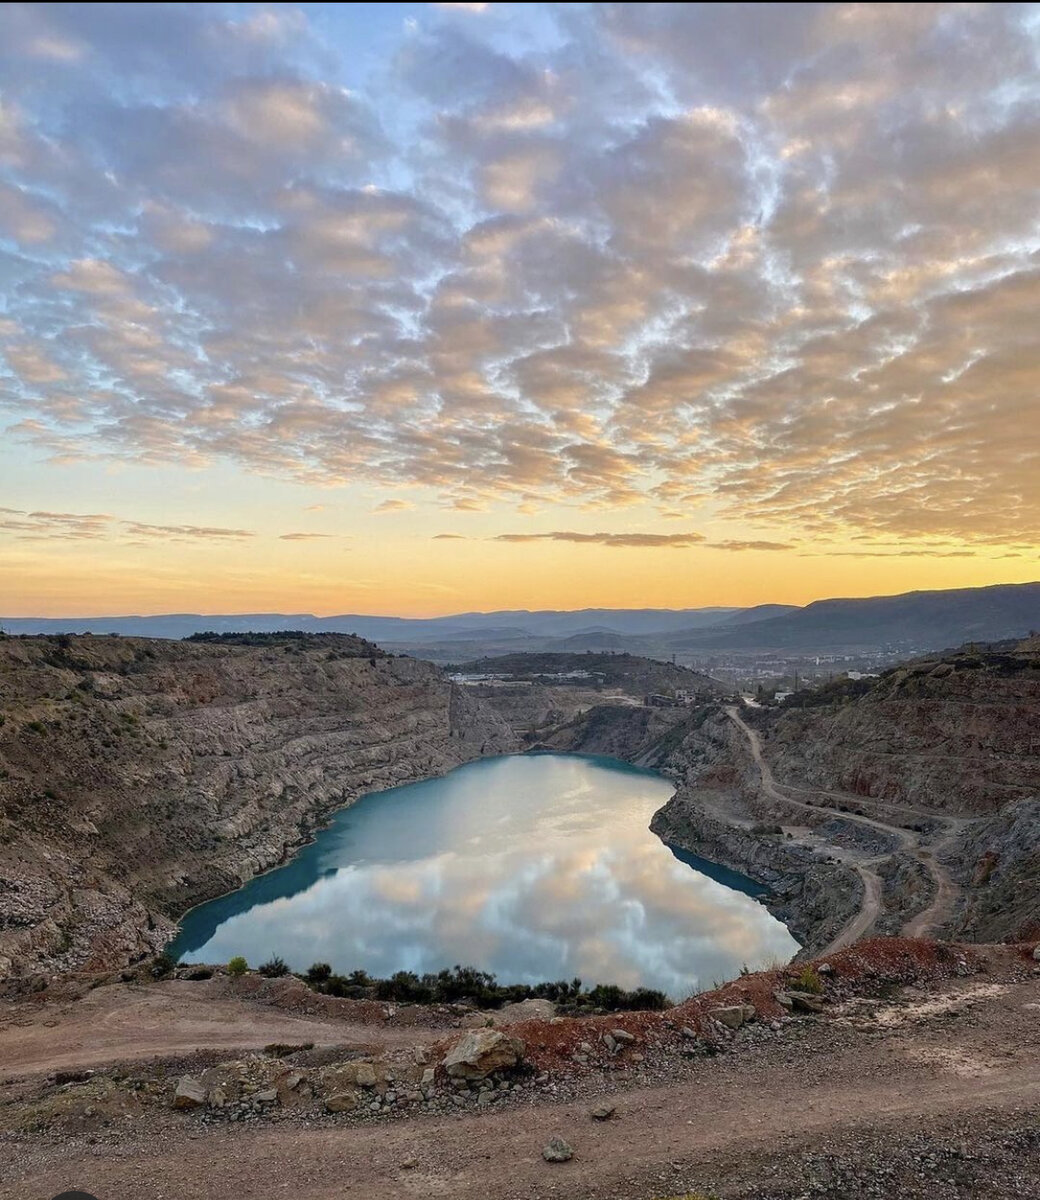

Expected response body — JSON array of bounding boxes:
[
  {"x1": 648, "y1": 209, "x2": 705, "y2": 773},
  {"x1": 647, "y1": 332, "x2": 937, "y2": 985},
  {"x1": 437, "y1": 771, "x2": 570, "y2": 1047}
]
[
  {"x1": 945, "y1": 798, "x2": 1040, "y2": 941},
  {"x1": 650, "y1": 784, "x2": 863, "y2": 955},
  {"x1": 0, "y1": 633, "x2": 518, "y2": 982},
  {"x1": 442, "y1": 1029, "x2": 525, "y2": 1079},
  {"x1": 765, "y1": 649, "x2": 1040, "y2": 816}
]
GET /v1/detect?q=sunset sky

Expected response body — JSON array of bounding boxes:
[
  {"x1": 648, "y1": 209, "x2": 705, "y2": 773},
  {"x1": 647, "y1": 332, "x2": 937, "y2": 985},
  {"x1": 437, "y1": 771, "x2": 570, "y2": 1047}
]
[{"x1": 1, "y1": 2, "x2": 1037, "y2": 617}]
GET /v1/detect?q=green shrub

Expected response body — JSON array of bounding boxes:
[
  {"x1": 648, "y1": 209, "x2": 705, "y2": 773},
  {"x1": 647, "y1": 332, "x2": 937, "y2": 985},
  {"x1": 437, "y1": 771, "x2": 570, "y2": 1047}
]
[
  {"x1": 794, "y1": 964, "x2": 823, "y2": 994},
  {"x1": 306, "y1": 962, "x2": 332, "y2": 984},
  {"x1": 227, "y1": 955, "x2": 248, "y2": 977},
  {"x1": 258, "y1": 955, "x2": 289, "y2": 978}
]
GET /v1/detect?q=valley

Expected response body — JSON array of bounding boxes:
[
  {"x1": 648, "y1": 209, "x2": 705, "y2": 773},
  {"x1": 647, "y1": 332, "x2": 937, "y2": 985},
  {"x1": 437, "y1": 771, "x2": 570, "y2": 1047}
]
[{"x1": 1, "y1": 627, "x2": 1038, "y2": 1200}]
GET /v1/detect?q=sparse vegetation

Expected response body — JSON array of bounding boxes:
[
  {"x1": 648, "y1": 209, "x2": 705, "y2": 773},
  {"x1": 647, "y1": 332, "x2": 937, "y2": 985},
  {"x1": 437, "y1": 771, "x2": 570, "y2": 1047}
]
[
  {"x1": 150, "y1": 952, "x2": 176, "y2": 978},
  {"x1": 226, "y1": 955, "x2": 248, "y2": 976},
  {"x1": 258, "y1": 955, "x2": 289, "y2": 978},
  {"x1": 794, "y1": 964, "x2": 824, "y2": 994},
  {"x1": 300, "y1": 962, "x2": 670, "y2": 1012}
]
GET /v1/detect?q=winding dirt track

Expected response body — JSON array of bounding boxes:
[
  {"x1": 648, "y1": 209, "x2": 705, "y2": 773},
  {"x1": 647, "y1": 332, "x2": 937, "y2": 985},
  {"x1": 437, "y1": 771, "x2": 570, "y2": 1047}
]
[
  {"x1": 2, "y1": 971, "x2": 1038, "y2": 1200},
  {"x1": 724, "y1": 706, "x2": 961, "y2": 951}
]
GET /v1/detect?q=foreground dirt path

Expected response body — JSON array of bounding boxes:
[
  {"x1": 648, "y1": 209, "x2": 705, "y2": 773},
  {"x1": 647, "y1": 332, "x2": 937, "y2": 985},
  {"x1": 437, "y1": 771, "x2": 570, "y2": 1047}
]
[
  {"x1": 725, "y1": 706, "x2": 961, "y2": 948},
  {"x1": 0, "y1": 978, "x2": 450, "y2": 1078},
  {"x1": 3, "y1": 971, "x2": 1038, "y2": 1200}
]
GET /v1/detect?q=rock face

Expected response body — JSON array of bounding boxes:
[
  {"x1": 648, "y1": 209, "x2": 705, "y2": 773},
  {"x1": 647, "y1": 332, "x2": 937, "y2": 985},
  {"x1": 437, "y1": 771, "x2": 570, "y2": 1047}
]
[
  {"x1": 0, "y1": 633, "x2": 518, "y2": 982},
  {"x1": 442, "y1": 1030, "x2": 525, "y2": 1079}
]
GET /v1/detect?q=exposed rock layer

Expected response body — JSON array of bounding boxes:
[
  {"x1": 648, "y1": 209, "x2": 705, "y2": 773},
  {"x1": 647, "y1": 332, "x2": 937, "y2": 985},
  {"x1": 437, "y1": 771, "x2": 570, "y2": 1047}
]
[{"x1": 0, "y1": 634, "x2": 517, "y2": 981}]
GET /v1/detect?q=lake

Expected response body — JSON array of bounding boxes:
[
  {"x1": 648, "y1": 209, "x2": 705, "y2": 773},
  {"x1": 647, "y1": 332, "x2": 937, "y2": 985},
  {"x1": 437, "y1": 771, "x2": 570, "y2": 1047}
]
[{"x1": 170, "y1": 753, "x2": 798, "y2": 999}]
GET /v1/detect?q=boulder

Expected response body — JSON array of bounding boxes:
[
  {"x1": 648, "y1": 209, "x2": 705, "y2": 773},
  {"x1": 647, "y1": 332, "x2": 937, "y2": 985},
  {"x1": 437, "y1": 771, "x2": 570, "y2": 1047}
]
[
  {"x1": 331, "y1": 1060, "x2": 380, "y2": 1089},
  {"x1": 788, "y1": 991, "x2": 825, "y2": 1014},
  {"x1": 172, "y1": 1076, "x2": 207, "y2": 1109},
  {"x1": 712, "y1": 1005, "x2": 750, "y2": 1030},
  {"x1": 461, "y1": 1011, "x2": 495, "y2": 1029},
  {"x1": 496, "y1": 998, "x2": 556, "y2": 1025},
  {"x1": 443, "y1": 1030, "x2": 525, "y2": 1080},
  {"x1": 325, "y1": 1090, "x2": 358, "y2": 1113},
  {"x1": 610, "y1": 1028, "x2": 636, "y2": 1044},
  {"x1": 542, "y1": 1136, "x2": 573, "y2": 1163}
]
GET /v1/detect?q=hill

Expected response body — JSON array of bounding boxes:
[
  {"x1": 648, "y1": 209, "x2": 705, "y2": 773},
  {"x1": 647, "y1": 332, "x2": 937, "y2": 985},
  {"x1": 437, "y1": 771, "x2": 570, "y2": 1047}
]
[
  {"x1": 657, "y1": 582, "x2": 1039, "y2": 653},
  {"x1": 450, "y1": 651, "x2": 724, "y2": 696}
]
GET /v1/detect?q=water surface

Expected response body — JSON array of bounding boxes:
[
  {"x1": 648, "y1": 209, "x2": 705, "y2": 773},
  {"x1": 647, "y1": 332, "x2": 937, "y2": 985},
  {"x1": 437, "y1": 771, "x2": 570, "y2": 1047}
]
[{"x1": 172, "y1": 754, "x2": 797, "y2": 998}]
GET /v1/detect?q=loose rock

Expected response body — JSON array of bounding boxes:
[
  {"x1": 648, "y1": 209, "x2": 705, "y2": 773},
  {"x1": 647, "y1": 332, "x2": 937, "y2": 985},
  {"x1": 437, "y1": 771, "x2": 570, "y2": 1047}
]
[
  {"x1": 542, "y1": 1136, "x2": 573, "y2": 1163},
  {"x1": 173, "y1": 1077, "x2": 207, "y2": 1109},
  {"x1": 443, "y1": 1030, "x2": 525, "y2": 1080}
]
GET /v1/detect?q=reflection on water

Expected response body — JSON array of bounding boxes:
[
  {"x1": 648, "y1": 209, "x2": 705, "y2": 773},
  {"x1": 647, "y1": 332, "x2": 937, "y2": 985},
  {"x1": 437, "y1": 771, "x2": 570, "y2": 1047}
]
[{"x1": 171, "y1": 753, "x2": 798, "y2": 998}]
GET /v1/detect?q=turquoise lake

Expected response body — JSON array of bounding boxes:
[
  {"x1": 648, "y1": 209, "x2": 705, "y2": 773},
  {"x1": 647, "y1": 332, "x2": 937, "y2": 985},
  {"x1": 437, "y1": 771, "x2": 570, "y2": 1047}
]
[{"x1": 171, "y1": 753, "x2": 798, "y2": 999}]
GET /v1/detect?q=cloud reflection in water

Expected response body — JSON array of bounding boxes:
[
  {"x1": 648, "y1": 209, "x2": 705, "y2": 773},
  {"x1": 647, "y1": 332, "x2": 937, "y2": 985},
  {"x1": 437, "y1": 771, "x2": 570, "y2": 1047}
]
[{"x1": 173, "y1": 754, "x2": 798, "y2": 998}]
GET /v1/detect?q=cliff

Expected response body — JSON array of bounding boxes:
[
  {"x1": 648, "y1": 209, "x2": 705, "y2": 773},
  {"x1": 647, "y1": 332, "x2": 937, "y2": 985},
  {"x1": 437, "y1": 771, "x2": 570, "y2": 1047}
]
[{"x1": 0, "y1": 633, "x2": 518, "y2": 982}]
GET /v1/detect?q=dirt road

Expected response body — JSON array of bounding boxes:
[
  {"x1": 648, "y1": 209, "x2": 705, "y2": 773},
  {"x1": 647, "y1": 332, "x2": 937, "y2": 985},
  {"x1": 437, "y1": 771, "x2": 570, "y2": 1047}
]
[
  {"x1": 724, "y1": 706, "x2": 961, "y2": 951},
  {"x1": 0, "y1": 977, "x2": 452, "y2": 1079},
  {"x1": 2, "y1": 969, "x2": 1038, "y2": 1200}
]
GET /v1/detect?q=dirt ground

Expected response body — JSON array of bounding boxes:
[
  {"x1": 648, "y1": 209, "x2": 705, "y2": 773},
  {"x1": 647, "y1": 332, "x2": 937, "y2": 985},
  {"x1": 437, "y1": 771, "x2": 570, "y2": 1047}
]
[{"x1": 1, "y1": 948, "x2": 1038, "y2": 1200}]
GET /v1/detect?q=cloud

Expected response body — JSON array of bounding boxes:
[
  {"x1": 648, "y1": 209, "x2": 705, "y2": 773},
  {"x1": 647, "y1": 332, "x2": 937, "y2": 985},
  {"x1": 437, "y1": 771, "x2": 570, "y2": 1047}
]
[
  {"x1": 279, "y1": 531, "x2": 335, "y2": 541},
  {"x1": 303, "y1": 504, "x2": 326, "y2": 512},
  {"x1": 433, "y1": 533, "x2": 467, "y2": 539},
  {"x1": 492, "y1": 530, "x2": 706, "y2": 548},
  {"x1": 121, "y1": 522, "x2": 255, "y2": 541},
  {"x1": 707, "y1": 541, "x2": 793, "y2": 552},
  {"x1": 372, "y1": 498, "x2": 415, "y2": 513},
  {"x1": 0, "y1": 510, "x2": 112, "y2": 540},
  {"x1": 0, "y1": 3, "x2": 1036, "y2": 549}
]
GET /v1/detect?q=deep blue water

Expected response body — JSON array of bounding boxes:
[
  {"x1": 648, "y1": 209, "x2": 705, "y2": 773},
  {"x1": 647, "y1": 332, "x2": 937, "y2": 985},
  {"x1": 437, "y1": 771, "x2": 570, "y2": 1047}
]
[{"x1": 171, "y1": 753, "x2": 798, "y2": 998}]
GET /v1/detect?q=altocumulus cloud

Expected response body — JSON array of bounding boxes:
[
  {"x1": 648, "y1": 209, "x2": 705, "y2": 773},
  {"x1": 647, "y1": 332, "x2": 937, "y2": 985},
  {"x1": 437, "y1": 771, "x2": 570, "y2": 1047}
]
[
  {"x1": 493, "y1": 531, "x2": 707, "y2": 548},
  {"x1": 0, "y1": 4, "x2": 1037, "y2": 546}
]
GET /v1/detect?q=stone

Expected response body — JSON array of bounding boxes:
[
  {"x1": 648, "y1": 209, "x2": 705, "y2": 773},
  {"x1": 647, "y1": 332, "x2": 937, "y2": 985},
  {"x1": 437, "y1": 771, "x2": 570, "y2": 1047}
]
[
  {"x1": 331, "y1": 1061, "x2": 380, "y2": 1089},
  {"x1": 774, "y1": 990, "x2": 795, "y2": 1009},
  {"x1": 173, "y1": 1077, "x2": 207, "y2": 1109},
  {"x1": 610, "y1": 1028, "x2": 636, "y2": 1044},
  {"x1": 602, "y1": 1033, "x2": 616, "y2": 1053},
  {"x1": 590, "y1": 1102, "x2": 616, "y2": 1121},
  {"x1": 443, "y1": 1030, "x2": 525, "y2": 1080},
  {"x1": 788, "y1": 991, "x2": 825, "y2": 1014},
  {"x1": 325, "y1": 1090, "x2": 358, "y2": 1113},
  {"x1": 818, "y1": 962, "x2": 835, "y2": 975},
  {"x1": 1032, "y1": 945, "x2": 1040, "y2": 962},
  {"x1": 255, "y1": 1089, "x2": 278, "y2": 1103},
  {"x1": 680, "y1": 1025, "x2": 699, "y2": 1040},
  {"x1": 712, "y1": 1005, "x2": 749, "y2": 1030},
  {"x1": 542, "y1": 1136, "x2": 573, "y2": 1163},
  {"x1": 414, "y1": 1045, "x2": 430, "y2": 1065},
  {"x1": 495, "y1": 998, "x2": 557, "y2": 1025},
  {"x1": 461, "y1": 1011, "x2": 495, "y2": 1029},
  {"x1": 281, "y1": 1072, "x2": 304, "y2": 1091},
  {"x1": 421, "y1": 1068, "x2": 436, "y2": 1087}
]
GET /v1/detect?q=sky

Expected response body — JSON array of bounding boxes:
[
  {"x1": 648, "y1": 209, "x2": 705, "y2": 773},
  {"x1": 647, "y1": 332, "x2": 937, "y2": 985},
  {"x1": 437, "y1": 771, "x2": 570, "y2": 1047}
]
[{"x1": 0, "y1": 1, "x2": 1038, "y2": 618}]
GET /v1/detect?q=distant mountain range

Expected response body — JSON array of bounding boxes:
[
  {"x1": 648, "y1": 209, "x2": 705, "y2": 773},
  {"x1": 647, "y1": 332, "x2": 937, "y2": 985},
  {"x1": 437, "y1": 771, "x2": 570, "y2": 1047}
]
[{"x1": 2, "y1": 582, "x2": 1036, "y2": 661}]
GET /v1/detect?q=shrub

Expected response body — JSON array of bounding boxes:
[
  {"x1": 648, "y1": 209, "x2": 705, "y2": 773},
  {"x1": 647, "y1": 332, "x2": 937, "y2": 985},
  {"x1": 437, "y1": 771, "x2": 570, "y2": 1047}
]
[
  {"x1": 794, "y1": 964, "x2": 823, "y2": 994},
  {"x1": 306, "y1": 962, "x2": 332, "y2": 985},
  {"x1": 150, "y1": 951, "x2": 176, "y2": 978},
  {"x1": 258, "y1": 955, "x2": 289, "y2": 978},
  {"x1": 227, "y1": 955, "x2": 248, "y2": 977}
]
